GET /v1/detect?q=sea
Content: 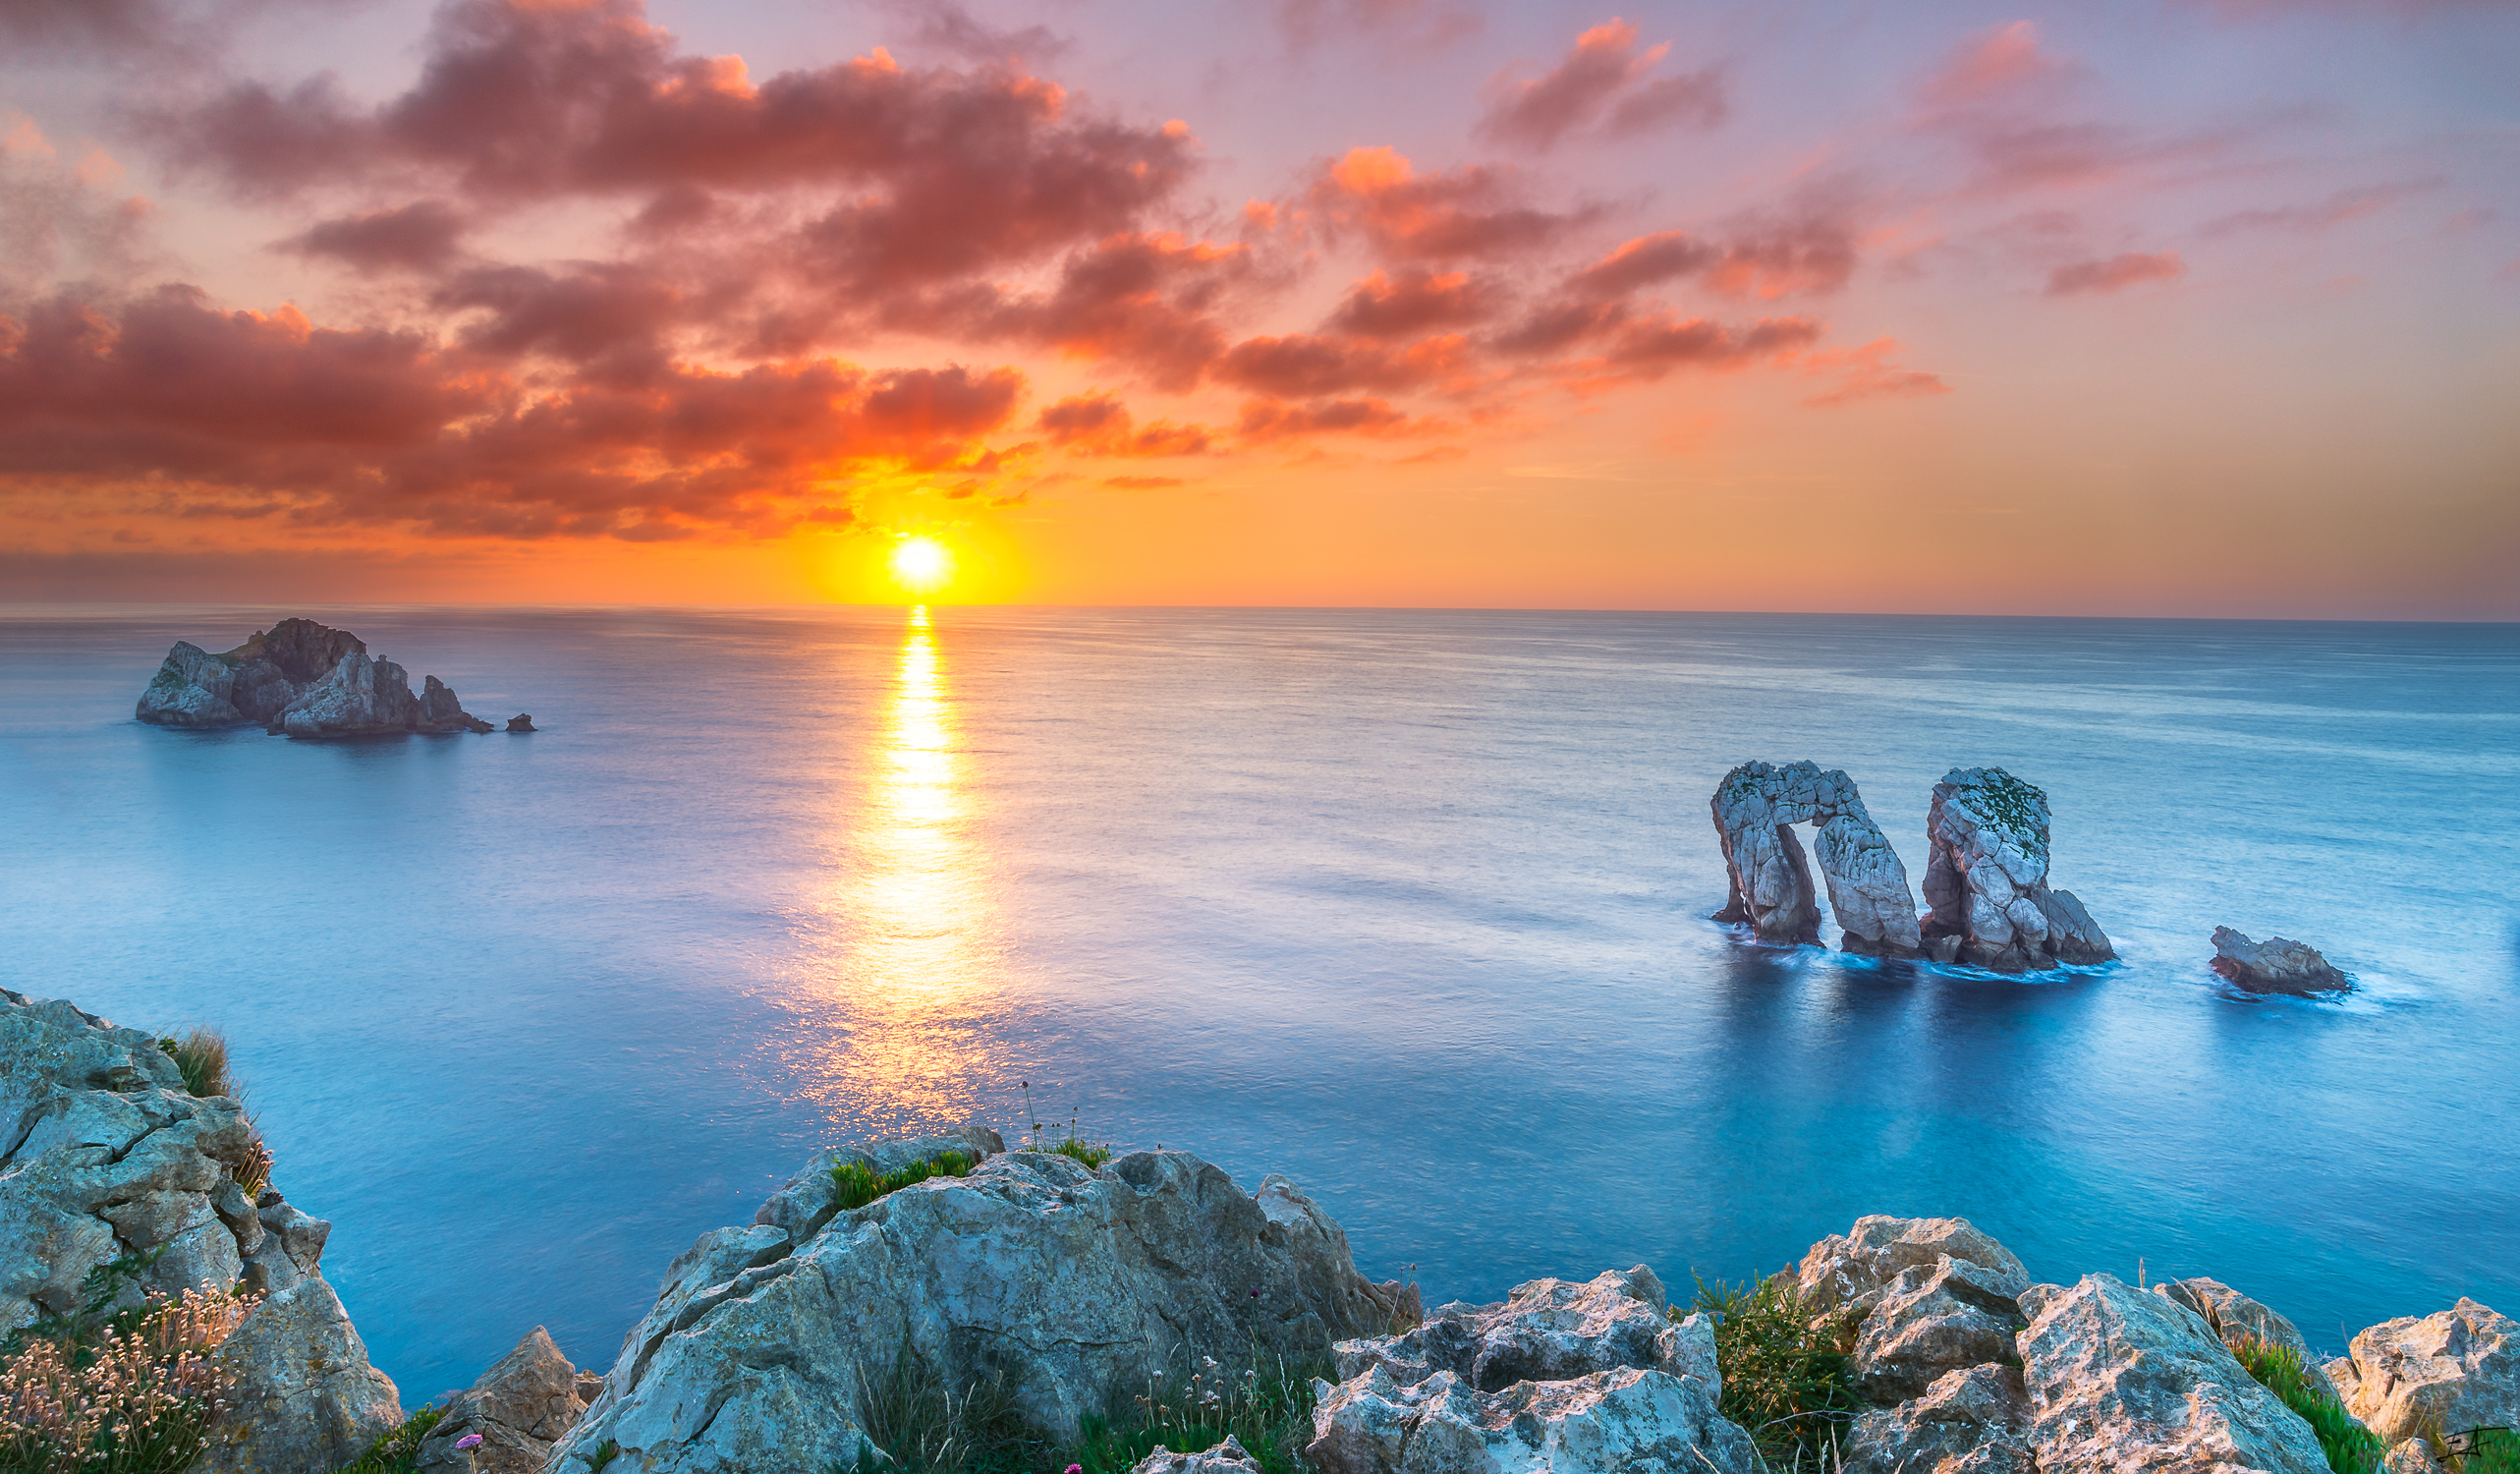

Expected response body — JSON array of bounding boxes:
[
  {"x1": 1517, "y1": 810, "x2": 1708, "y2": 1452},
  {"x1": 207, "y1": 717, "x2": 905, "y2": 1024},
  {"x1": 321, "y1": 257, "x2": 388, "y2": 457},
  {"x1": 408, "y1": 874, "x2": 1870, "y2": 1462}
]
[{"x1": 2, "y1": 606, "x2": 2514, "y2": 1397}]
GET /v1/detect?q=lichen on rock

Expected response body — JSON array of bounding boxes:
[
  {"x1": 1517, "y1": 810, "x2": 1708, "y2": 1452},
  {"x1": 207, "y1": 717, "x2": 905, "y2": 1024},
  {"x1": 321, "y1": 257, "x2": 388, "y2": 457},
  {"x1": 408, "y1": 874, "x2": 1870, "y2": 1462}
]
[{"x1": 1920, "y1": 766, "x2": 2114, "y2": 972}]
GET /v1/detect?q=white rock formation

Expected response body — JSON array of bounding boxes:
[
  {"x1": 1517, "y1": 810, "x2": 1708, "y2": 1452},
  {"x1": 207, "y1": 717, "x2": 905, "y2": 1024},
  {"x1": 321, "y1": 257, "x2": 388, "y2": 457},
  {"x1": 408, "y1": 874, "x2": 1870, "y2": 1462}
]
[
  {"x1": 547, "y1": 1135, "x2": 1416, "y2": 1474},
  {"x1": 2017, "y1": 1274, "x2": 2329, "y2": 1474},
  {"x1": 1130, "y1": 1435, "x2": 1265, "y2": 1474},
  {"x1": 1853, "y1": 1255, "x2": 2032, "y2": 1403},
  {"x1": 1921, "y1": 767, "x2": 2114, "y2": 971},
  {"x1": 1306, "y1": 1267, "x2": 1754, "y2": 1474},
  {"x1": 1710, "y1": 761, "x2": 1923, "y2": 956},
  {"x1": 1845, "y1": 1363, "x2": 2034, "y2": 1474},
  {"x1": 1794, "y1": 1215, "x2": 2030, "y2": 1318},
  {"x1": 2330, "y1": 1298, "x2": 2519, "y2": 1446},
  {"x1": 0, "y1": 989, "x2": 401, "y2": 1474}
]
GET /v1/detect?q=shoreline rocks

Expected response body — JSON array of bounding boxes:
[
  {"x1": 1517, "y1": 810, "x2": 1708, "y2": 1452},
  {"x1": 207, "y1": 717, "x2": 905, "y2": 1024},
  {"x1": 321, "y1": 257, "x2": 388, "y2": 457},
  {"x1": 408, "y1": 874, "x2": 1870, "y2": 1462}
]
[
  {"x1": 2212, "y1": 928, "x2": 2352, "y2": 995},
  {"x1": 0, "y1": 989, "x2": 401, "y2": 1473},
  {"x1": 135, "y1": 616, "x2": 498, "y2": 738}
]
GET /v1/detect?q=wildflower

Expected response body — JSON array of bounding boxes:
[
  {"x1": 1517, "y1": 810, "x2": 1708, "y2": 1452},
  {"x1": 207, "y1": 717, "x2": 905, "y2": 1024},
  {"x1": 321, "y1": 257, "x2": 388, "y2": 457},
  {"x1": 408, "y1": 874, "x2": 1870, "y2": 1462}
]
[
  {"x1": 1067, "y1": 1465, "x2": 1083, "y2": 1473},
  {"x1": 456, "y1": 1432, "x2": 485, "y2": 1448}
]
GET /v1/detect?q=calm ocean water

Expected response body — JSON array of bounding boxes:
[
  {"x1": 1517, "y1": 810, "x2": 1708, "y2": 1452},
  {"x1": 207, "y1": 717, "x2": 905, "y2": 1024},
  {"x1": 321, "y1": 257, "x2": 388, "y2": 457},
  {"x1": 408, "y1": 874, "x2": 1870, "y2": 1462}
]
[{"x1": 2, "y1": 606, "x2": 2514, "y2": 1396}]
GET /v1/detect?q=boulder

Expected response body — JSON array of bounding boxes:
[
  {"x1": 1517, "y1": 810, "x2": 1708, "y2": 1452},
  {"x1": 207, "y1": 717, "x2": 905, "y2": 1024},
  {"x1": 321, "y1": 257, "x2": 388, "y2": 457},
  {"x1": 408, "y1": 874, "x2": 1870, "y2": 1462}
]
[
  {"x1": 2210, "y1": 929, "x2": 2352, "y2": 995},
  {"x1": 1307, "y1": 1267, "x2": 1753, "y2": 1474},
  {"x1": 548, "y1": 1133, "x2": 1416, "y2": 1474},
  {"x1": 2017, "y1": 1273, "x2": 2328, "y2": 1474},
  {"x1": 1709, "y1": 761, "x2": 1923, "y2": 956},
  {"x1": 418, "y1": 675, "x2": 495, "y2": 735},
  {"x1": 1131, "y1": 1435, "x2": 1264, "y2": 1474},
  {"x1": 2331, "y1": 1298, "x2": 2519, "y2": 1446},
  {"x1": 2156, "y1": 1277, "x2": 2342, "y2": 1403},
  {"x1": 1853, "y1": 1255, "x2": 2031, "y2": 1402},
  {"x1": 2384, "y1": 1440, "x2": 2449, "y2": 1474},
  {"x1": 0, "y1": 990, "x2": 401, "y2": 1470},
  {"x1": 135, "y1": 642, "x2": 249, "y2": 727},
  {"x1": 507, "y1": 713, "x2": 536, "y2": 732},
  {"x1": 415, "y1": 1326, "x2": 589, "y2": 1474},
  {"x1": 1794, "y1": 1215, "x2": 2030, "y2": 1318},
  {"x1": 1845, "y1": 1363, "x2": 2034, "y2": 1474},
  {"x1": 1920, "y1": 767, "x2": 2114, "y2": 972}
]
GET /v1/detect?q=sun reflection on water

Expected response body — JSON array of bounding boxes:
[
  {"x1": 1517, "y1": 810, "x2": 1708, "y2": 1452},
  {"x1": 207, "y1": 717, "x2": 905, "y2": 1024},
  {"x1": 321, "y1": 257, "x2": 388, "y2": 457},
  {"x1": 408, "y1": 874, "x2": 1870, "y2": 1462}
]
[{"x1": 809, "y1": 605, "x2": 1010, "y2": 1130}]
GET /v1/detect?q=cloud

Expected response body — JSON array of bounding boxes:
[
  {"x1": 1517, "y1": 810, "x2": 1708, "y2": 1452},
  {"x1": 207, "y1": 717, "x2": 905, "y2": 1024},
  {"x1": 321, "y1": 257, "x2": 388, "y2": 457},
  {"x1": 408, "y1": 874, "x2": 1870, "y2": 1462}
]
[
  {"x1": 1703, "y1": 218, "x2": 1859, "y2": 299},
  {"x1": 1270, "y1": 0, "x2": 1479, "y2": 51},
  {"x1": 1790, "y1": 337, "x2": 1954, "y2": 407},
  {"x1": 1213, "y1": 332, "x2": 1471, "y2": 398},
  {"x1": 2199, "y1": 178, "x2": 2445, "y2": 236},
  {"x1": 965, "y1": 232, "x2": 1250, "y2": 390},
  {"x1": 1100, "y1": 474, "x2": 1182, "y2": 488},
  {"x1": 1327, "y1": 267, "x2": 1490, "y2": 338},
  {"x1": 1234, "y1": 395, "x2": 1414, "y2": 442},
  {"x1": 879, "y1": 0, "x2": 1069, "y2": 64},
  {"x1": 1920, "y1": 22, "x2": 2070, "y2": 108},
  {"x1": 1, "y1": 118, "x2": 162, "y2": 293},
  {"x1": 1306, "y1": 146, "x2": 1593, "y2": 260},
  {"x1": 0, "y1": 284, "x2": 1028, "y2": 539},
  {"x1": 2044, "y1": 250, "x2": 2185, "y2": 295},
  {"x1": 1036, "y1": 391, "x2": 1212, "y2": 456},
  {"x1": 277, "y1": 200, "x2": 467, "y2": 272},
  {"x1": 1476, "y1": 19, "x2": 1724, "y2": 151}
]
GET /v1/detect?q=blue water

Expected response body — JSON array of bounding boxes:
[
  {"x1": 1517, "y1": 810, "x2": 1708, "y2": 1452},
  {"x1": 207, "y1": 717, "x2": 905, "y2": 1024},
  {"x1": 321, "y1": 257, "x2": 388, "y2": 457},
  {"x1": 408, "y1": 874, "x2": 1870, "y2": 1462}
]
[{"x1": 2, "y1": 606, "x2": 2515, "y2": 1397}]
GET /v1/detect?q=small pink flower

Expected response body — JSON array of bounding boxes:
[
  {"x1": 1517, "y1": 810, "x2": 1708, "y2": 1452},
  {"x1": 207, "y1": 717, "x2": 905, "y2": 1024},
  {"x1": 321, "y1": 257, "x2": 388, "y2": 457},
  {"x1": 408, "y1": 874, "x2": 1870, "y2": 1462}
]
[
  {"x1": 1066, "y1": 1464, "x2": 1082, "y2": 1473},
  {"x1": 455, "y1": 1433, "x2": 483, "y2": 1448}
]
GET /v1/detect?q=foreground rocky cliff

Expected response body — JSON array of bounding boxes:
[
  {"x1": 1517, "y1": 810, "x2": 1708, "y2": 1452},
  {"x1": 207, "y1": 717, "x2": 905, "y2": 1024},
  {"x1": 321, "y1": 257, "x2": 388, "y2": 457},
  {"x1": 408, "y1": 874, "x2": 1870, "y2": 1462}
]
[
  {"x1": 0, "y1": 989, "x2": 401, "y2": 1472},
  {"x1": 135, "y1": 617, "x2": 502, "y2": 736}
]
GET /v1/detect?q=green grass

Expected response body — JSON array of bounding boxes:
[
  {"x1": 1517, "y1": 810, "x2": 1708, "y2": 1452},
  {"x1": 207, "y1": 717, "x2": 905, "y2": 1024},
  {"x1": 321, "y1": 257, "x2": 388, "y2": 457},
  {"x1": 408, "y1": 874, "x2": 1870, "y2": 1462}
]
[
  {"x1": 2449, "y1": 1430, "x2": 2520, "y2": 1474},
  {"x1": 2229, "y1": 1336, "x2": 2382, "y2": 1474},
  {"x1": 326, "y1": 1404, "x2": 448, "y2": 1474},
  {"x1": 832, "y1": 1151, "x2": 980, "y2": 1213},
  {"x1": 1066, "y1": 1352, "x2": 1328, "y2": 1474},
  {"x1": 1049, "y1": 1138, "x2": 1112, "y2": 1170},
  {"x1": 843, "y1": 1339, "x2": 1040, "y2": 1474},
  {"x1": 1689, "y1": 1273, "x2": 1866, "y2": 1469}
]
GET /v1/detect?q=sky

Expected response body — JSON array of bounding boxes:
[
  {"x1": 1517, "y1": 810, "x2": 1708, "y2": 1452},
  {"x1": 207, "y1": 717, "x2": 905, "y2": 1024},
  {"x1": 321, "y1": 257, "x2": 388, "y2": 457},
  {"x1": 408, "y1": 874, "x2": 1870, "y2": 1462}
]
[{"x1": 1, "y1": 0, "x2": 2514, "y2": 613}]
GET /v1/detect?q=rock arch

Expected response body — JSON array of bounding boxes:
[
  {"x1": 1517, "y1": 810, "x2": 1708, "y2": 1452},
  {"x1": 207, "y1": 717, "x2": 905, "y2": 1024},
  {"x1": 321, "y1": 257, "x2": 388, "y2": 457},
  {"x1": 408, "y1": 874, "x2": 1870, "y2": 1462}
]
[{"x1": 1709, "y1": 761, "x2": 1924, "y2": 957}]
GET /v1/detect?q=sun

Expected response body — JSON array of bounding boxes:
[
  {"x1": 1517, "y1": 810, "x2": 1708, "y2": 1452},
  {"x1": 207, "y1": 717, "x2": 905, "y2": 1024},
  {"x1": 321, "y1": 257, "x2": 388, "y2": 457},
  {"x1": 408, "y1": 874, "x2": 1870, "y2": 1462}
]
[{"x1": 888, "y1": 536, "x2": 953, "y2": 595}]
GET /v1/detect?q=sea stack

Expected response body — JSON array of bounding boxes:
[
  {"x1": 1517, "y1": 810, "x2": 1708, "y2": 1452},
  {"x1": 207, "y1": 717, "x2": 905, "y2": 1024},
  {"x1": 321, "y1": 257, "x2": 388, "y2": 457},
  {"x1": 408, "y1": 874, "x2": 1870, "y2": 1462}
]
[
  {"x1": 1920, "y1": 767, "x2": 2114, "y2": 972},
  {"x1": 135, "y1": 618, "x2": 496, "y2": 737},
  {"x1": 1709, "y1": 761, "x2": 1923, "y2": 957}
]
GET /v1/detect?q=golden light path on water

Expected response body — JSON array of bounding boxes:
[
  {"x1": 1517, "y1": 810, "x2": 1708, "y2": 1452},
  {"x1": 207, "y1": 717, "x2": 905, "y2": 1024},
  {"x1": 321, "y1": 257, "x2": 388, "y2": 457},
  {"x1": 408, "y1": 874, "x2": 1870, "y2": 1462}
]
[{"x1": 805, "y1": 605, "x2": 1012, "y2": 1131}]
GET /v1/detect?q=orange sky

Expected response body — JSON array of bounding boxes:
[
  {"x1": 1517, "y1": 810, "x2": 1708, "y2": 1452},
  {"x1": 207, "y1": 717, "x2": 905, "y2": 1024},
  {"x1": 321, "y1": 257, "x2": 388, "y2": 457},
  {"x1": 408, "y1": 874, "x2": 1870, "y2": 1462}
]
[{"x1": 2, "y1": 0, "x2": 2514, "y2": 615}]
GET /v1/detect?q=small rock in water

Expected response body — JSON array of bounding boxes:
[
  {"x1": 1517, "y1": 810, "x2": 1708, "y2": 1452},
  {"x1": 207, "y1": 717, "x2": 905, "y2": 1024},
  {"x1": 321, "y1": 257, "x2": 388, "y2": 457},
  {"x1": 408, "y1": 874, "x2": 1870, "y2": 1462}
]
[
  {"x1": 2211, "y1": 927, "x2": 2351, "y2": 994},
  {"x1": 506, "y1": 713, "x2": 536, "y2": 732}
]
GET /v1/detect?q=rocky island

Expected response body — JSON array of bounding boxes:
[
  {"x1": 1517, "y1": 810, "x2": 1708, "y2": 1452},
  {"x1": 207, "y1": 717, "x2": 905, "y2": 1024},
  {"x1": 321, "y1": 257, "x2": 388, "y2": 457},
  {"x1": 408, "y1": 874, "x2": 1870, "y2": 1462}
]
[
  {"x1": 8, "y1": 987, "x2": 2512, "y2": 1474},
  {"x1": 135, "y1": 617, "x2": 505, "y2": 737},
  {"x1": 1710, "y1": 763, "x2": 2114, "y2": 973}
]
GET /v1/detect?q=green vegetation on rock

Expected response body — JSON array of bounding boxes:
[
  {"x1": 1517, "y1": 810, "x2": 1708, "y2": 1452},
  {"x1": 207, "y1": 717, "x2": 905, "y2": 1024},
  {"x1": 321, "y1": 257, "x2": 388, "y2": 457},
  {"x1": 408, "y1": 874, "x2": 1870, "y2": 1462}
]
[
  {"x1": 1067, "y1": 1352, "x2": 1326, "y2": 1474},
  {"x1": 2229, "y1": 1336, "x2": 2382, "y2": 1474},
  {"x1": 326, "y1": 1403, "x2": 449, "y2": 1474},
  {"x1": 1689, "y1": 1273, "x2": 1866, "y2": 1468},
  {"x1": 832, "y1": 1151, "x2": 980, "y2": 1213}
]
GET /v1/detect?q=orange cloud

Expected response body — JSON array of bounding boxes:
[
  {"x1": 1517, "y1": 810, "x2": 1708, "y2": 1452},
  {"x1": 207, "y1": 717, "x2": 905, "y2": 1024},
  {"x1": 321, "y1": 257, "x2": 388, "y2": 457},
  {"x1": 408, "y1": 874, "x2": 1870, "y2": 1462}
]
[{"x1": 1476, "y1": 19, "x2": 1723, "y2": 151}]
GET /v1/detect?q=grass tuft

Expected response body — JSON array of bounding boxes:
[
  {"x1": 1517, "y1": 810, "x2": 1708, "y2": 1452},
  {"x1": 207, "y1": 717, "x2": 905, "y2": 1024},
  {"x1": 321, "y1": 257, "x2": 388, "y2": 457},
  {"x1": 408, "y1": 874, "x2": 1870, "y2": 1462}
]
[
  {"x1": 157, "y1": 1029, "x2": 275, "y2": 1197},
  {"x1": 844, "y1": 1338, "x2": 1038, "y2": 1474},
  {"x1": 2228, "y1": 1335, "x2": 2382, "y2": 1474},
  {"x1": 833, "y1": 1151, "x2": 980, "y2": 1214},
  {"x1": 1689, "y1": 1272, "x2": 1866, "y2": 1469},
  {"x1": 1050, "y1": 1138, "x2": 1113, "y2": 1171},
  {"x1": 1068, "y1": 1351, "x2": 1328, "y2": 1474},
  {"x1": 325, "y1": 1403, "x2": 448, "y2": 1474}
]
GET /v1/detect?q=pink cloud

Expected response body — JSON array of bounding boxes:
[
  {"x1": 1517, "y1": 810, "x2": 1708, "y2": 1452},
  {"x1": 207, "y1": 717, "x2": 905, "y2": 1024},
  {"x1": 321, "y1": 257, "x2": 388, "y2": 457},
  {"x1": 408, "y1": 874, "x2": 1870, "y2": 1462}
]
[
  {"x1": 1476, "y1": 19, "x2": 1724, "y2": 151},
  {"x1": 278, "y1": 200, "x2": 468, "y2": 272},
  {"x1": 2199, "y1": 178, "x2": 2444, "y2": 236},
  {"x1": 1920, "y1": 22, "x2": 2070, "y2": 108},
  {"x1": 1306, "y1": 146, "x2": 1594, "y2": 260},
  {"x1": 2044, "y1": 250, "x2": 2185, "y2": 295}
]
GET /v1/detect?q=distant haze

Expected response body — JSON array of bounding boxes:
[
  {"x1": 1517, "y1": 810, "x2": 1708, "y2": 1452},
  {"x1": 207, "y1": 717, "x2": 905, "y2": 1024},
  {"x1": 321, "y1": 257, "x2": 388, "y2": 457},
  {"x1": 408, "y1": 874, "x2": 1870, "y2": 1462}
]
[{"x1": 1, "y1": 0, "x2": 2514, "y2": 615}]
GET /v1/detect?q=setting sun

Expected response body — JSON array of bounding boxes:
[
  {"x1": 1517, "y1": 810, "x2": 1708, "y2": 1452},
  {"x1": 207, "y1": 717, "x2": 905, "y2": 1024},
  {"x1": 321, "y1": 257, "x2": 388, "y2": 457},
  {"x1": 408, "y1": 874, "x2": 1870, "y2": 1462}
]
[{"x1": 888, "y1": 537, "x2": 952, "y2": 595}]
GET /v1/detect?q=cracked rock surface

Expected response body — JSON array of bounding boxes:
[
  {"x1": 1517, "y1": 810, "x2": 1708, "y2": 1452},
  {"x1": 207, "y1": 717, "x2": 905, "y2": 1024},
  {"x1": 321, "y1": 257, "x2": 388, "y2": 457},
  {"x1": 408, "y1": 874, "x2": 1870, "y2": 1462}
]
[
  {"x1": 1710, "y1": 761, "x2": 1923, "y2": 956},
  {"x1": 1921, "y1": 767, "x2": 2114, "y2": 972},
  {"x1": 549, "y1": 1127, "x2": 1418, "y2": 1474},
  {"x1": 1, "y1": 989, "x2": 401, "y2": 1474},
  {"x1": 2329, "y1": 1298, "x2": 2520, "y2": 1446},
  {"x1": 1306, "y1": 1267, "x2": 1753, "y2": 1474}
]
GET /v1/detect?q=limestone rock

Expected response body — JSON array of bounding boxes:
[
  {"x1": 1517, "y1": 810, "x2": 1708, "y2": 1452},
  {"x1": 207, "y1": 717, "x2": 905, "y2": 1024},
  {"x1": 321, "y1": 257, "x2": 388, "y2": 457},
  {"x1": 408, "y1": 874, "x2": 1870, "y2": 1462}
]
[
  {"x1": 1795, "y1": 1215, "x2": 2030, "y2": 1318},
  {"x1": 2384, "y1": 1439, "x2": 2449, "y2": 1474},
  {"x1": 1921, "y1": 767, "x2": 2114, "y2": 972},
  {"x1": 1130, "y1": 1435, "x2": 1264, "y2": 1474},
  {"x1": 2334, "y1": 1298, "x2": 2520, "y2": 1446},
  {"x1": 2211, "y1": 929, "x2": 2352, "y2": 995},
  {"x1": 1853, "y1": 1255, "x2": 2031, "y2": 1402},
  {"x1": 198, "y1": 1275, "x2": 403, "y2": 1474},
  {"x1": 1308, "y1": 1268, "x2": 1752, "y2": 1474},
  {"x1": 507, "y1": 713, "x2": 536, "y2": 732},
  {"x1": 419, "y1": 674, "x2": 495, "y2": 735},
  {"x1": 1845, "y1": 1363, "x2": 2034, "y2": 1474},
  {"x1": 549, "y1": 1134, "x2": 1416, "y2": 1474},
  {"x1": 0, "y1": 989, "x2": 402, "y2": 1471},
  {"x1": 1710, "y1": 761, "x2": 1923, "y2": 956},
  {"x1": 415, "y1": 1326, "x2": 589, "y2": 1474},
  {"x1": 136, "y1": 642, "x2": 249, "y2": 727},
  {"x1": 280, "y1": 651, "x2": 422, "y2": 737},
  {"x1": 135, "y1": 618, "x2": 371, "y2": 730},
  {"x1": 2156, "y1": 1277, "x2": 2342, "y2": 1403},
  {"x1": 2017, "y1": 1273, "x2": 2328, "y2": 1474}
]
